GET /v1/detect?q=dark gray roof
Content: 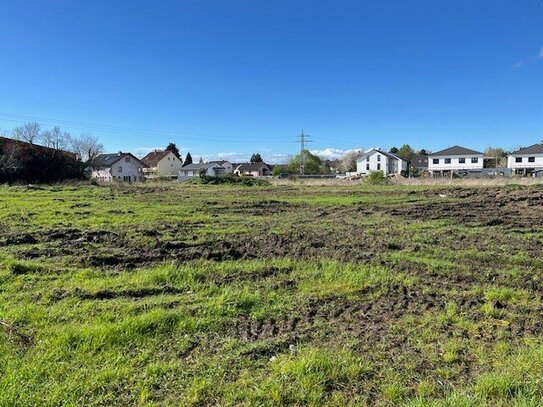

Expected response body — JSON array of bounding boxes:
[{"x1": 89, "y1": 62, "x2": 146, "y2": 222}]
[
  {"x1": 235, "y1": 162, "x2": 271, "y2": 172},
  {"x1": 360, "y1": 148, "x2": 402, "y2": 161},
  {"x1": 411, "y1": 154, "x2": 429, "y2": 168},
  {"x1": 429, "y1": 145, "x2": 483, "y2": 156},
  {"x1": 181, "y1": 163, "x2": 223, "y2": 170},
  {"x1": 89, "y1": 152, "x2": 145, "y2": 168},
  {"x1": 510, "y1": 144, "x2": 543, "y2": 155}
]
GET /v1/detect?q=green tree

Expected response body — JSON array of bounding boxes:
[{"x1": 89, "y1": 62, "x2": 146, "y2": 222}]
[
  {"x1": 389, "y1": 147, "x2": 399, "y2": 154},
  {"x1": 396, "y1": 144, "x2": 415, "y2": 162},
  {"x1": 287, "y1": 150, "x2": 323, "y2": 175},
  {"x1": 166, "y1": 143, "x2": 181, "y2": 159},
  {"x1": 183, "y1": 152, "x2": 193, "y2": 167},
  {"x1": 272, "y1": 165, "x2": 285, "y2": 176},
  {"x1": 250, "y1": 153, "x2": 263, "y2": 163}
]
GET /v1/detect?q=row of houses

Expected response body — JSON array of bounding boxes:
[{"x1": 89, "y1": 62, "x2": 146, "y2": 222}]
[
  {"x1": 356, "y1": 144, "x2": 543, "y2": 178},
  {"x1": 87, "y1": 150, "x2": 274, "y2": 182}
]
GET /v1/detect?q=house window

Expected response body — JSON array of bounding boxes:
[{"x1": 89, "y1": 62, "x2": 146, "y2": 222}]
[
  {"x1": 529, "y1": 157, "x2": 535, "y2": 163},
  {"x1": 125, "y1": 157, "x2": 130, "y2": 163},
  {"x1": 459, "y1": 158, "x2": 466, "y2": 164},
  {"x1": 471, "y1": 158, "x2": 479, "y2": 163},
  {"x1": 516, "y1": 157, "x2": 522, "y2": 163},
  {"x1": 366, "y1": 156, "x2": 369, "y2": 162},
  {"x1": 366, "y1": 163, "x2": 370, "y2": 171},
  {"x1": 432, "y1": 159, "x2": 439, "y2": 164},
  {"x1": 445, "y1": 158, "x2": 451, "y2": 164},
  {"x1": 377, "y1": 155, "x2": 381, "y2": 162},
  {"x1": 377, "y1": 163, "x2": 381, "y2": 170},
  {"x1": 123, "y1": 176, "x2": 131, "y2": 182},
  {"x1": 118, "y1": 166, "x2": 123, "y2": 173}
]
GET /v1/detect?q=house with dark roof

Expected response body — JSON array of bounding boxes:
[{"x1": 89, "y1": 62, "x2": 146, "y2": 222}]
[
  {"x1": 410, "y1": 154, "x2": 429, "y2": 174},
  {"x1": 507, "y1": 144, "x2": 543, "y2": 176},
  {"x1": 178, "y1": 162, "x2": 226, "y2": 180},
  {"x1": 209, "y1": 160, "x2": 234, "y2": 173},
  {"x1": 233, "y1": 162, "x2": 272, "y2": 177},
  {"x1": 87, "y1": 152, "x2": 146, "y2": 182},
  {"x1": 355, "y1": 148, "x2": 407, "y2": 176},
  {"x1": 141, "y1": 150, "x2": 182, "y2": 178},
  {"x1": 428, "y1": 145, "x2": 484, "y2": 177}
]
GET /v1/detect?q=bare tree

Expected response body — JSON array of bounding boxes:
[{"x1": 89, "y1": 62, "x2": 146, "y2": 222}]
[
  {"x1": 0, "y1": 143, "x2": 23, "y2": 175},
  {"x1": 69, "y1": 133, "x2": 104, "y2": 162},
  {"x1": 12, "y1": 122, "x2": 41, "y2": 144},
  {"x1": 42, "y1": 126, "x2": 70, "y2": 150},
  {"x1": 340, "y1": 149, "x2": 364, "y2": 173}
]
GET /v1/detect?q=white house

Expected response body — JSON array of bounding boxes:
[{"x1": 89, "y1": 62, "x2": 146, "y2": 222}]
[
  {"x1": 234, "y1": 162, "x2": 272, "y2": 177},
  {"x1": 356, "y1": 148, "x2": 407, "y2": 176},
  {"x1": 87, "y1": 152, "x2": 146, "y2": 182},
  {"x1": 507, "y1": 144, "x2": 543, "y2": 176},
  {"x1": 141, "y1": 150, "x2": 183, "y2": 179},
  {"x1": 428, "y1": 146, "x2": 484, "y2": 177},
  {"x1": 178, "y1": 163, "x2": 226, "y2": 180},
  {"x1": 209, "y1": 160, "x2": 234, "y2": 174}
]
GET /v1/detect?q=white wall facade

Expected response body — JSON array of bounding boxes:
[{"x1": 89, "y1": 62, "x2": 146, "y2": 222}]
[
  {"x1": 156, "y1": 152, "x2": 183, "y2": 177},
  {"x1": 428, "y1": 155, "x2": 484, "y2": 172},
  {"x1": 91, "y1": 156, "x2": 145, "y2": 182},
  {"x1": 178, "y1": 165, "x2": 226, "y2": 180},
  {"x1": 356, "y1": 150, "x2": 405, "y2": 176},
  {"x1": 507, "y1": 154, "x2": 543, "y2": 171}
]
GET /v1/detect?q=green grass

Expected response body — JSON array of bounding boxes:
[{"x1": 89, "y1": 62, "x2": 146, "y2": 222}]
[{"x1": 1, "y1": 182, "x2": 543, "y2": 405}]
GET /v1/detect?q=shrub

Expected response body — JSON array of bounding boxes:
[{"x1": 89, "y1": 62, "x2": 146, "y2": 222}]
[
  {"x1": 365, "y1": 171, "x2": 388, "y2": 185},
  {"x1": 192, "y1": 174, "x2": 270, "y2": 186}
]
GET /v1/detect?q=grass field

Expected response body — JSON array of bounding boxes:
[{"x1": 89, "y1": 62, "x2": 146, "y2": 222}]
[{"x1": 2, "y1": 181, "x2": 543, "y2": 405}]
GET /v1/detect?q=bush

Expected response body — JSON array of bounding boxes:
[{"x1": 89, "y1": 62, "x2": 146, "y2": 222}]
[
  {"x1": 365, "y1": 171, "x2": 388, "y2": 185},
  {"x1": 191, "y1": 174, "x2": 270, "y2": 186}
]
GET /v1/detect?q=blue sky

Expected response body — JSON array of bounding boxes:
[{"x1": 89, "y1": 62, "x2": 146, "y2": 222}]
[{"x1": 0, "y1": 0, "x2": 542, "y2": 162}]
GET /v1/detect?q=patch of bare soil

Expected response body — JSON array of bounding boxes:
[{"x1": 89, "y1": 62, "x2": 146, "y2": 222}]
[{"x1": 387, "y1": 188, "x2": 543, "y2": 227}]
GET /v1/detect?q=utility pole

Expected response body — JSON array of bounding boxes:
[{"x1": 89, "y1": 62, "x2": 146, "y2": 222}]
[{"x1": 296, "y1": 130, "x2": 312, "y2": 175}]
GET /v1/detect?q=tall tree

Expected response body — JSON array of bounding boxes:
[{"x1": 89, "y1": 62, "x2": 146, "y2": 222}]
[
  {"x1": 69, "y1": 133, "x2": 104, "y2": 162},
  {"x1": 183, "y1": 152, "x2": 193, "y2": 166},
  {"x1": 250, "y1": 153, "x2": 263, "y2": 163},
  {"x1": 396, "y1": 144, "x2": 415, "y2": 162},
  {"x1": 41, "y1": 127, "x2": 69, "y2": 150},
  {"x1": 12, "y1": 122, "x2": 41, "y2": 144},
  {"x1": 166, "y1": 143, "x2": 181, "y2": 159},
  {"x1": 418, "y1": 149, "x2": 429, "y2": 156},
  {"x1": 389, "y1": 147, "x2": 399, "y2": 154},
  {"x1": 287, "y1": 150, "x2": 323, "y2": 175}
]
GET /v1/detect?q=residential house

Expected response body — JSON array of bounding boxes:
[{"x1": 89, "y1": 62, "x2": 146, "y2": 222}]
[
  {"x1": 428, "y1": 146, "x2": 484, "y2": 177},
  {"x1": 234, "y1": 162, "x2": 272, "y2": 177},
  {"x1": 141, "y1": 150, "x2": 183, "y2": 178},
  {"x1": 178, "y1": 162, "x2": 226, "y2": 180},
  {"x1": 209, "y1": 160, "x2": 234, "y2": 174},
  {"x1": 410, "y1": 154, "x2": 429, "y2": 175},
  {"x1": 325, "y1": 159, "x2": 342, "y2": 174},
  {"x1": 356, "y1": 148, "x2": 407, "y2": 176},
  {"x1": 507, "y1": 144, "x2": 543, "y2": 176},
  {"x1": 88, "y1": 152, "x2": 146, "y2": 182}
]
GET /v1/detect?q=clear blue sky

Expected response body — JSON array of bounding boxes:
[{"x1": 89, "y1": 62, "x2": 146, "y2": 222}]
[{"x1": 0, "y1": 0, "x2": 542, "y2": 162}]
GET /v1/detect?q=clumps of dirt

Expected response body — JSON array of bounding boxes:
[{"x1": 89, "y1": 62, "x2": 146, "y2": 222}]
[
  {"x1": 0, "y1": 233, "x2": 38, "y2": 246},
  {"x1": 49, "y1": 286, "x2": 185, "y2": 302},
  {"x1": 203, "y1": 200, "x2": 300, "y2": 216},
  {"x1": 386, "y1": 188, "x2": 543, "y2": 227}
]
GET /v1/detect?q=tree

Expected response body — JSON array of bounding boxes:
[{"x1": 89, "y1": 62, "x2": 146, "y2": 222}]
[
  {"x1": 166, "y1": 143, "x2": 181, "y2": 159},
  {"x1": 12, "y1": 122, "x2": 41, "y2": 144},
  {"x1": 183, "y1": 152, "x2": 193, "y2": 166},
  {"x1": 340, "y1": 150, "x2": 364, "y2": 173},
  {"x1": 287, "y1": 150, "x2": 323, "y2": 175},
  {"x1": 484, "y1": 147, "x2": 508, "y2": 168},
  {"x1": 389, "y1": 147, "x2": 399, "y2": 154},
  {"x1": 396, "y1": 144, "x2": 415, "y2": 162},
  {"x1": 250, "y1": 153, "x2": 263, "y2": 163},
  {"x1": 69, "y1": 133, "x2": 104, "y2": 162},
  {"x1": 418, "y1": 149, "x2": 429, "y2": 156},
  {"x1": 41, "y1": 126, "x2": 69, "y2": 150}
]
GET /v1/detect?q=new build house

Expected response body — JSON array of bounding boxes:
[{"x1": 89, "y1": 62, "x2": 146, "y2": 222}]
[
  {"x1": 356, "y1": 148, "x2": 407, "y2": 176},
  {"x1": 234, "y1": 162, "x2": 272, "y2": 177},
  {"x1": 428, "y1": 146, "x2": 484, "y2": 177},
  {"x1": 88, "y1": 152, "x2": 146, "y2": 182},
  {"x1": 178, "y1": 162, "x2": 226, "y2": 180},
  {"x1": 209, "y1": 160, "x2": 234, "y2": 174},
  {"x1": 507, "y1": 144, "x2": 543, "y2": 176},
  {"x1": 141, "y1": 150, "x2": 183, "y2": 179}
]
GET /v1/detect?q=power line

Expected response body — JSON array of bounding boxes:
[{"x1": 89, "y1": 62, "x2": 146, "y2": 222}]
[{"x1": 295, "y1": 130, "x2": 313, "y2": 175}]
